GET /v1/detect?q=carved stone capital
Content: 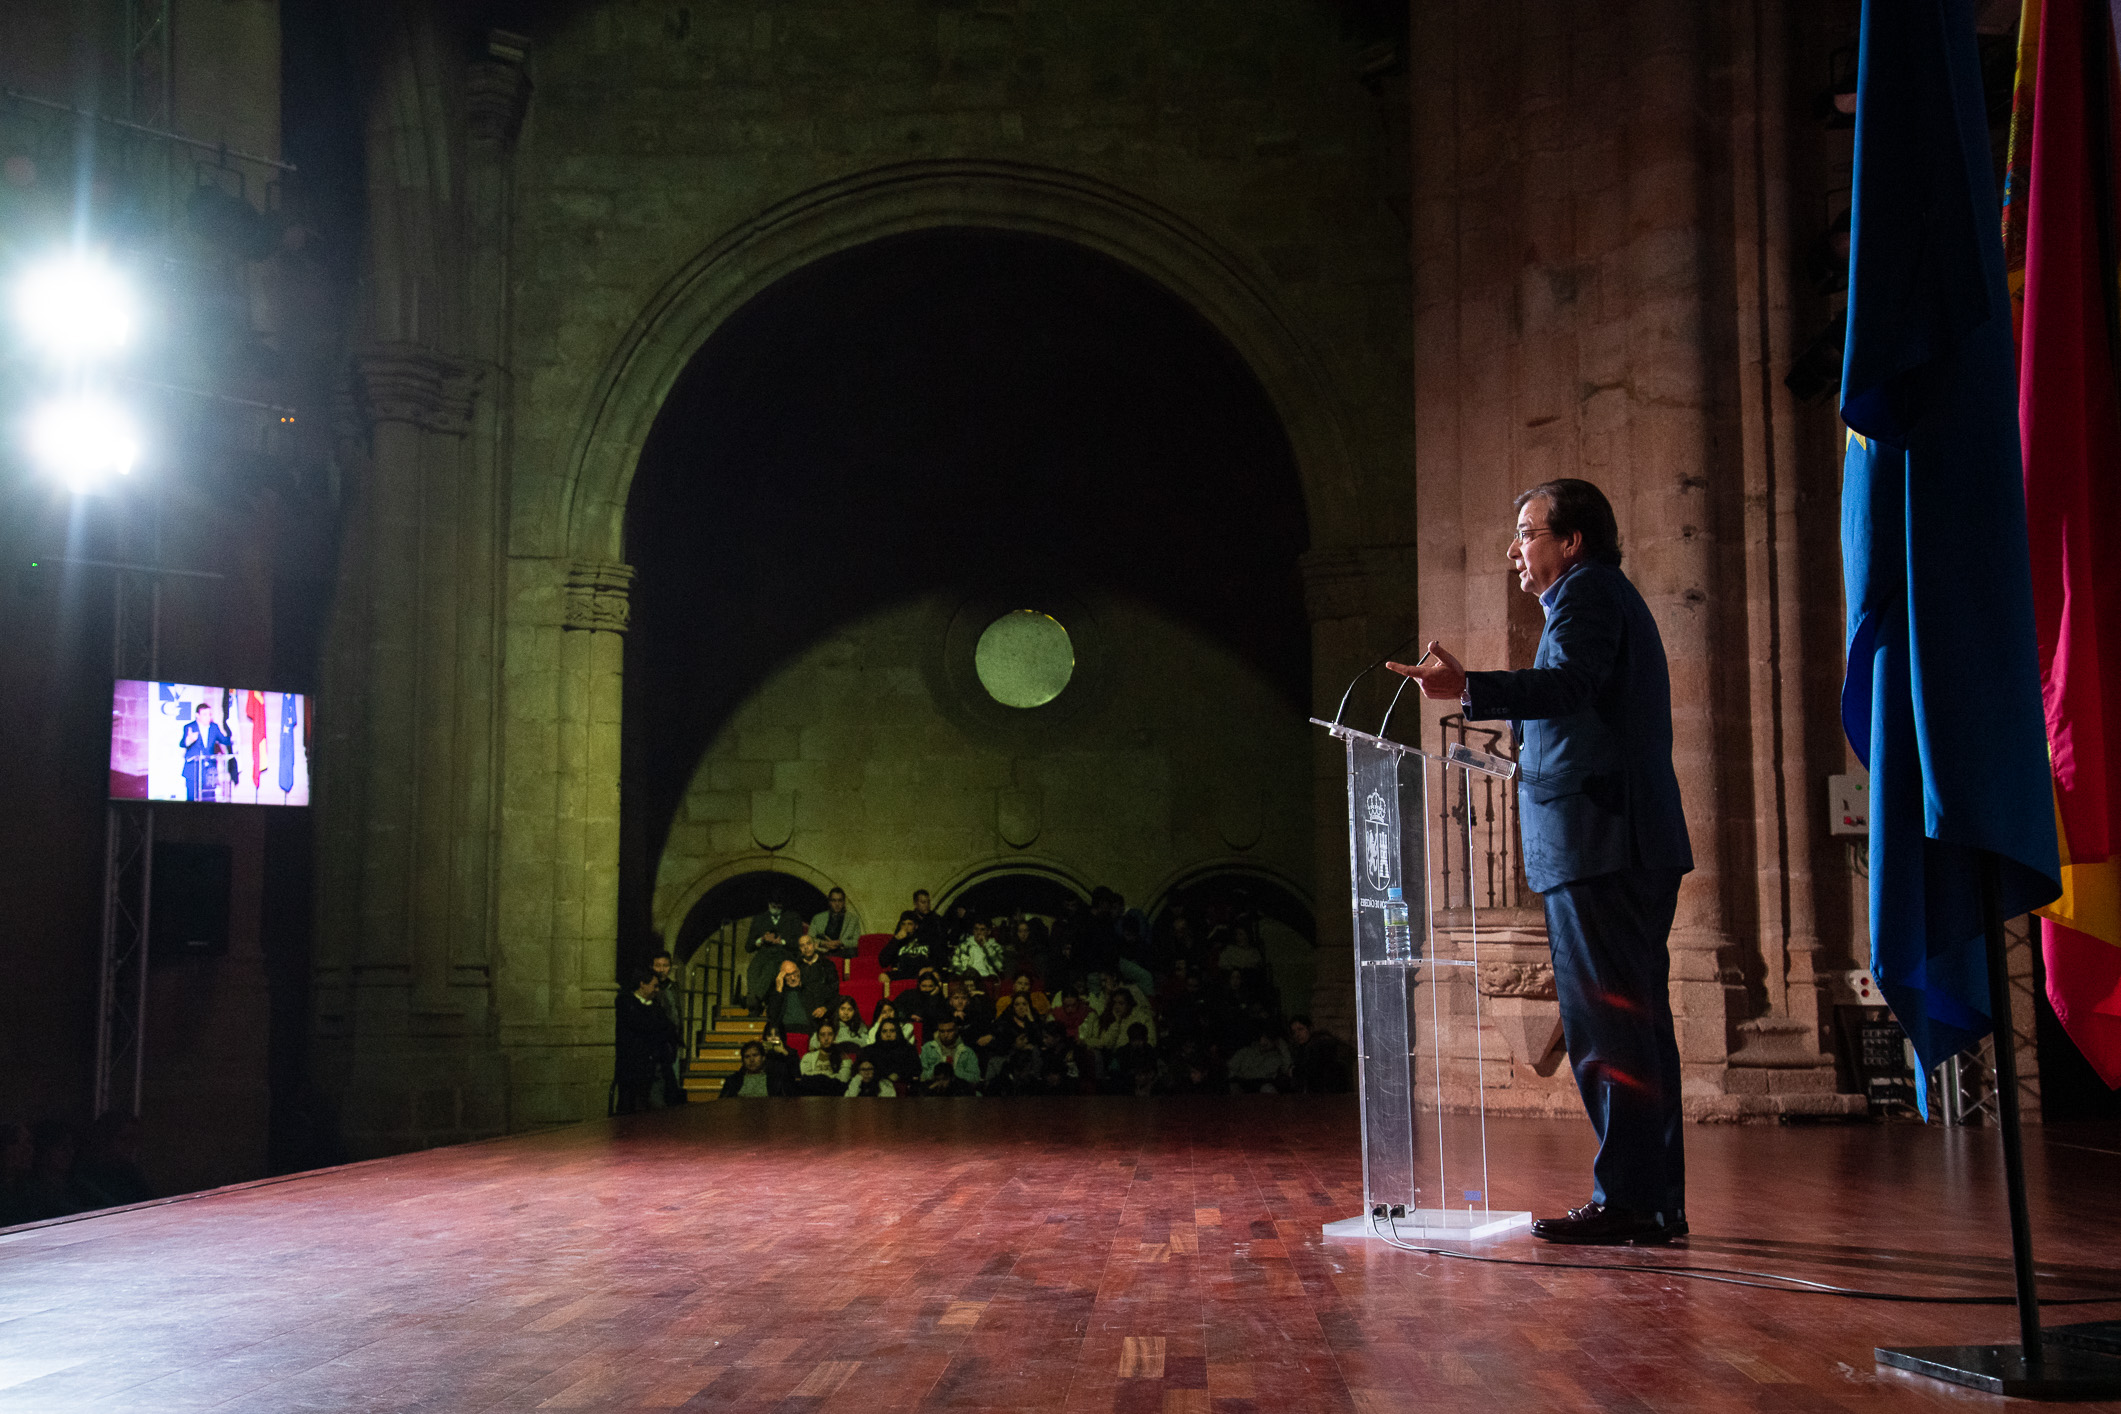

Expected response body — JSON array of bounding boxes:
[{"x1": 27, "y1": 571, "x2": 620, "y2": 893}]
[
  {"x1": 467, "y1": 31, "x2": 533, "y2": 151},
  {"x1": 1476, "y1": 960, "x2": 1557, "y2": 1000},
  {"x1": 565, "y1": 561, "x2": 634, "y2": 634},
  {"x1": 352, "y1": 344, "x2": 479, "y2": 436}
]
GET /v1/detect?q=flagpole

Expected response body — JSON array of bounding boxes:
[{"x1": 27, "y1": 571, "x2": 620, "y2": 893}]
[
  {"x1": 1976, "y1": 850, "x2": 2042, "y2": 1361},
  {"x1": 1875, "y1": 849, "x2": 2121, "y2": 1397}
]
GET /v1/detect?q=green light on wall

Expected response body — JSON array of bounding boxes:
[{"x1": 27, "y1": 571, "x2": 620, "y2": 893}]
[{"x1": 974, "y1": 610, "x2": 1074, "y2": 708}]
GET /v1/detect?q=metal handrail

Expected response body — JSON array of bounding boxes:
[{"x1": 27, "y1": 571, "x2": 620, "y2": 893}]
[{"x1": 1435, "y1": 714, "x2": 1531, "y2": 913}]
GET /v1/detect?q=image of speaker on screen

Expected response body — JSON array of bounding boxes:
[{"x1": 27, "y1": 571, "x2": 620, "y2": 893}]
[{"x1": 108, "y1": 679, "x2": 312, "y2": 805}]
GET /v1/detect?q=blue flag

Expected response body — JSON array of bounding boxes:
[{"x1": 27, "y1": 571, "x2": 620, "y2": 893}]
[{"x1": 1839, "y1": 0, "x2": 2061, "y2": 1110}]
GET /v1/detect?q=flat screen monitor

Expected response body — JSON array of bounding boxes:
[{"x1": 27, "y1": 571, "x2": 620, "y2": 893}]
[{"x1": 109, "y1": 680, "x2": 311, "y2": 805}]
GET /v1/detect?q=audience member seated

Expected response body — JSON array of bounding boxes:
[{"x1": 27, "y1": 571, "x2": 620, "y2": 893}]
[
  {"x1": 798, "y1": 1022, "x2": 853, "y2": 1095},
  {"x1": 1226, "y1": 1024, "x2": 1295, "y2": 1093},
  {"x1": 860, "y1": 1018, "x2": 921, "y2": 1089},
  {"x1": 721, "y1": 1040, "x2": 791, "y2": 1098},
  {"x1": 1115, "y1": 912, "x2": 1160, "y2": 992},
  {"x1": 701, "y1": 877, "x2": 1341, "y2": 1108},
  {"x1": 989, "y1": 973, "x2": 1050, "y2": 1022},
  {"x1": 1036, "y1": 1026, "x2": 1087, "y2": 1094},
  {"x1": 809, "y1": 886, "x2": 863, "y2": 956},
  {"x1": 952, "y1": 920, "x2": 1006, "y2": 980},
  {"x1": 986, "y1": 993, "x2": 1047, "y2": 1058},
  {"x1": 1105, "y1": 1023, "x2": 1161, "y2": 1096},
  {"x1": 879, "y1": 916, "x2": 942, "y2": 983},
  {"x1": 743, "y1": 922, "x2": 797, "y2": 1016},
  {"x1": 896, "y1": 889, "x2": 946, "y2": 954},
  {"x1": 1160, "y1": 969, "x2": 1213, "y2": 1048},
  {"x1": 790, "y1": 931, "x2": 841, "y2": 1031},
  {"x1": 1287, "y1": 1016, "x2": 1351, "y2": 1093},
  {"x1": 918, "y1": 1019, "x2": 983, "y2": 1096},
  {"x1": 1011, "y1": 917, "x2": 1050, "y2": 979},
  {"x1": 984, "y1": 1031, "x2": 1047, "y2": 1095},
  {"x1": 768, "y1": 959, "x2": 813, "y2": 1037},
  {"x1": 939, "y1": 981, "x2": 981, "y2": 1038},
  {"x1": 758, "y1": 1024, "x2": 801, "y2": 1090},
  {"x1": 897, "y1": 970, "x2": 949, "y2": 1035},
  {"x1": 1215, "y1": 924, "x2": 1265, "y2": 976},
  {"x1": 1208, "y1": 968, "x2": 1269, "y2": 1054},
  {"x1": 1080, "y1": 987, "x2": 1156, "y2": 1054},
  {"x1": 828, "y1": 996, "x2": 866, "y2": 1043},
  {"x1": 1161, "y1": 1040, "x2": 1224, "y2": 1096},
  {"x1": 844, "y1": 1058, "x2": 896, "y2": 1097},
  {"x1": 1046, "y1": 984, "x2": 1091, "y2": 1039},
  {"x1": 1084, "y1": 968, "x2": 1151, "y2": 1014},
  {"x1": 863, "y1": 995, "x2": 915, "y2": 1047}
]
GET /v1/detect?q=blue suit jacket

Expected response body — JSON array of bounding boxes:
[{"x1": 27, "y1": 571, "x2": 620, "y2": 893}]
[{"x1": 1461, "y1": 562, "x2": 1693, "y2": 894}]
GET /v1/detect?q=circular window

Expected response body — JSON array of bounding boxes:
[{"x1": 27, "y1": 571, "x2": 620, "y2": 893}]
[{"x1": 973, "y1": 610, "x2": 1075, "y2": 708}]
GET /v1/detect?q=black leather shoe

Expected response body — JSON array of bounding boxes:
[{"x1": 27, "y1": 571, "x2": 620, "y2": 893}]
[{"x1": 1529, "y1": 1201, "x2": 1679, "y2": 1246}]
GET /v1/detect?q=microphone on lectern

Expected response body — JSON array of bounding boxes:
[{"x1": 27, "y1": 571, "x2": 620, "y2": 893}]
[{"x1": 1330, "y1": 632, "x2": 1426, "y2": 731}]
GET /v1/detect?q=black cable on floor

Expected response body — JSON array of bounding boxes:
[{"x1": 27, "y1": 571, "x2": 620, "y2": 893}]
[{"x1": 1371, "y1": 1218, "x2": 2121, "y2": 1305}]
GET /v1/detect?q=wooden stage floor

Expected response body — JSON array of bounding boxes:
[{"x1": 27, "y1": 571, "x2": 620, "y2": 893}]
[{"x1": 2, "y1": 1099, "x2": 2119, "y2": 1412}]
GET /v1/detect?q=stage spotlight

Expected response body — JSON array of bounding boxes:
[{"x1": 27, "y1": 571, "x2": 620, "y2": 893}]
[
  {"x1": 13, "y1": 254, "x2": 133, "y2": 360},
  {"x1": 28, "y1": 395, "x2": 140, "y2": 492}
]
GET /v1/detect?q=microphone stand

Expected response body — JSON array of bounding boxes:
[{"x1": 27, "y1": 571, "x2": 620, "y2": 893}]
[{"x1": 1330, "y1": 633, "x2": 1425, "y2": 730}]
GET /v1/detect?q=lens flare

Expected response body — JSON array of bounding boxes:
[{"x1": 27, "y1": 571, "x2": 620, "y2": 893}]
[
  {"x1": 28, "y1": 395, "x2": 140, "y2": 492},
  {"x1": 14, "y1": 254, "x2": 133, "y2": 359}
]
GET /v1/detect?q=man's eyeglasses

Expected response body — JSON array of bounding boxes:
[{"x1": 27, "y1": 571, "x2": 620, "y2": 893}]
[{"x1": 1510, "y1": 526, "x2": 1557, "y2": 549}]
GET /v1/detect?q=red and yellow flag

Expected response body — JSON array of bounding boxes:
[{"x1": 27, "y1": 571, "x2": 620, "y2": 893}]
[{"x1": 2014, "y1": 0, "x2": 2121, "y2": 1087}]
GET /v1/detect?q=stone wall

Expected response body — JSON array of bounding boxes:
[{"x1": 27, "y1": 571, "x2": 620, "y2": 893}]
[
  {"x1": 1408, "y1": 0, "x2": 1863, "y2": 1118},
  {"x1": 315, "y1": 0, "x2": 1413, "y2": 1151},
  {"x1": 654, "y1": 595, "x2": 1313, "y2": 950}
]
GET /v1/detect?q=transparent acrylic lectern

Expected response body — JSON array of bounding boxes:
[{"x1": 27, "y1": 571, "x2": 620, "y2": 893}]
[{"x1": 1311, "y1": 719, "x2": 1532, "y2": 1242}]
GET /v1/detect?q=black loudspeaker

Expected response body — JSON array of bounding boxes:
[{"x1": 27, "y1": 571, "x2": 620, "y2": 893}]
[{"x1": 151, "y1": 842, "x2": 232, "y2": 961}]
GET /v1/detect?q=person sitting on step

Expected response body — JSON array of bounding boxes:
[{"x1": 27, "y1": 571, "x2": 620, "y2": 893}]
[
  {"x1": 858, "y1": 1017, "x2": 921, "y2": 1090},
  {"x1": 797, "y1": 1021, "x2": 852, "y2": 1095},
  {"x1": 843, "y1": 1057, "x2": 896, "y2": 1098},
  {"x1": 720, "y1": 1040, "x2": 789, "y2": 1099},
  {"x1": 918, "y1": 1018, "x2": 983, "y2": 1097}
]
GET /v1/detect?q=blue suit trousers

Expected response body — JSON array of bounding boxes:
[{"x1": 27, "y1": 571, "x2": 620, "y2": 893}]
[{"x1": 1542, "y1": 867, "x2": 1686, "y2": 1218}]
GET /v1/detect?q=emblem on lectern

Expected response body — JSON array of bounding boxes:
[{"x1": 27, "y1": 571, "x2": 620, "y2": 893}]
[{"x1": 1363, "y1": 788, "x2": 1393, "y2": 891}]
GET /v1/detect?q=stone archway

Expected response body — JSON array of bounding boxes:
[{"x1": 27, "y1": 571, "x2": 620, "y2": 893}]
[
  {"x1": 545, "y1": 159, "x2": 1363, "y2": 566},
  {"x1": 494, "y1": 165, "x2": 1391, "y2": 1099}
]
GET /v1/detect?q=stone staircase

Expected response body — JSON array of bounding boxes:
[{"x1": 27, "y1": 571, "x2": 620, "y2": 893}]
[{"x1": 684, "y1": 1012, "x2": 766, "y2": 1100}]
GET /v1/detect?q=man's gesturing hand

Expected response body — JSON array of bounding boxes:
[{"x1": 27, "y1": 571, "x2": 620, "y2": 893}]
[{"x1": 1385, "y1": 640, "x2": 1467, "y2": 701}]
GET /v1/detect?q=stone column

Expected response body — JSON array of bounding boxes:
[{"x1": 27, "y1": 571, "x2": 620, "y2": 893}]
[
  {"x1": 494, "y1": 558, "x2": 631, "y2": 1125},
  {"x1": 310, "y1": 344, "x2": 512, "y2": 1156},
  {"x1": 1714, "y1": 0, "x2": 1842, "y2": 1099},
  {"x1": 1408, "y1": 0, "x2": 1893, "y2": 1117}
]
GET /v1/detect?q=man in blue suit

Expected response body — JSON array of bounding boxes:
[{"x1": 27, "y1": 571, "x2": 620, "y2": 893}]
[{"x1": 1390, "y1": 478, "x2": 1693, "y2": 1245}]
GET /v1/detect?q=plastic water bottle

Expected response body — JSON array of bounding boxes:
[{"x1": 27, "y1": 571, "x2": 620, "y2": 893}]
[{"x1": 1382, "y1": 886, "x2": 1411, "y2": 960}]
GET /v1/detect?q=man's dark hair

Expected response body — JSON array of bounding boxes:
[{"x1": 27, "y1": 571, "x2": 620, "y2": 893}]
[
  {"x1": 632, "y1": 969, "x2": 659, "y2": 989},
  {"x1": 1515, "y1": 478, "x2": 1623, "y2": 567},
  {"x1": 739, "y1": 1041, "x2": 764, "y2": 1058},
  {"x1": 1289, "y1": 1014, "x2": 1313, "y2": 1030},
  {"x1": 913, "y1": 888, "x2": 930, "y2": 901},
  {"x1": 649, "y1": 949, "x2": 672, "y2": 963}
]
